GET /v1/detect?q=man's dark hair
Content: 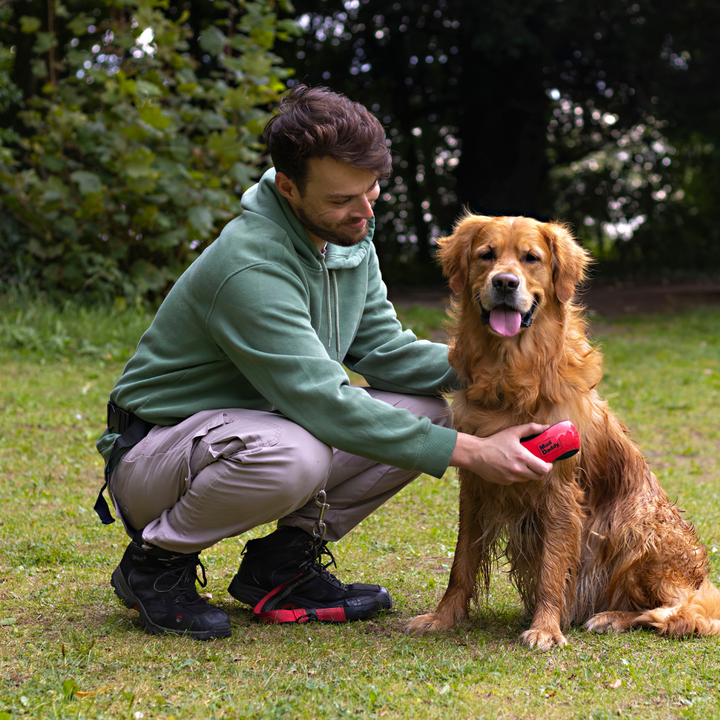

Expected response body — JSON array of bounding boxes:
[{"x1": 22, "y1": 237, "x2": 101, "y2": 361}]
[{"x1": 263, "y1": 85, "x2": 392, "y2": 194}]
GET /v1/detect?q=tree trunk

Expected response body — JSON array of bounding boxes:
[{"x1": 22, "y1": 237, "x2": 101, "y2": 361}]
[{"x1": 454, "y1": 53, "x2": 551, "y2": 219}]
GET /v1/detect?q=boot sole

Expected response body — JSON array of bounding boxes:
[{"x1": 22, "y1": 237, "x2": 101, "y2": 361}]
[
  {"x1": 111, "y1": 568, "x2": 232, "y2": 640},
  {"x1": 228, "y1": 579, "x2": 392, "y2": 622}
]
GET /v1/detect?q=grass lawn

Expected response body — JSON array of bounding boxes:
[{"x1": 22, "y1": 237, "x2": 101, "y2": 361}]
[{"x1": 1, "y1": 298, "x2": 719, "y2": 720}]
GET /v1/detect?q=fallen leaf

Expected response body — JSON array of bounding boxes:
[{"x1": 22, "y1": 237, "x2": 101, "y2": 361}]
[{"x1": 77, "y1": 686, "x2": 110, "y2": 698}]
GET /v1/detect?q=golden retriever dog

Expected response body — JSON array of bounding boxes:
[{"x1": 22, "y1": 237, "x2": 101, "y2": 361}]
[{"x1": 407, "y1": 214, "x2": 720, "y2": 650}]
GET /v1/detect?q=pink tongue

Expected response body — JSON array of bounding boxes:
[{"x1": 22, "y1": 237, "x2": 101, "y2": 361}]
[{"x1": 489, "y1": 307, "x2": 522, "y2": 337}]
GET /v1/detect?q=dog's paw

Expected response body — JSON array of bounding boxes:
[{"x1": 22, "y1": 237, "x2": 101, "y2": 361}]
[
  {"x1": 585, "y1": 611, "x2": 637, "y2": 634},
  {"x1": 405, "y1": 613, "x2": 455, "y2": 636},
  {"x1": 520, "y1": 627, "x2": 568, "y2": 651},
  {"x1": 585, "y1": 612, "x2": 618, "y2": 634}
]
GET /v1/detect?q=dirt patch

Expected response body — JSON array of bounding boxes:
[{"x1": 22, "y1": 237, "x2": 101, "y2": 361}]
[
  {"x1": 579, "y1": 280, "x2": 720, "y2": 318},
  {"x1": 390, "y1": 280, "x2": 720, "y2": 320}
]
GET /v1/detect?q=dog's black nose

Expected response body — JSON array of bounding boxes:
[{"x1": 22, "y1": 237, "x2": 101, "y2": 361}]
[{"x1": 492, "y1": 273, "x2": 519, "y2": 291}]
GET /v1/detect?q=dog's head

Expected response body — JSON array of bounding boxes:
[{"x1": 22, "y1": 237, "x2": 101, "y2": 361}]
[{"x1": 437, "y1": 214, "x2": 592, "y2": 338}]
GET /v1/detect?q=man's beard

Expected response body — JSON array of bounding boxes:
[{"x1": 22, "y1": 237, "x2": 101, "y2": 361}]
[{"x1": 294, "y1": 204, "x2": 370, "y2": 248}]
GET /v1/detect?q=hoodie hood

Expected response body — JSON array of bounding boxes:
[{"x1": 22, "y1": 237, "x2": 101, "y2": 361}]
[{"x1": 241, "y1": 168, "x2": 375, "y2": 271}]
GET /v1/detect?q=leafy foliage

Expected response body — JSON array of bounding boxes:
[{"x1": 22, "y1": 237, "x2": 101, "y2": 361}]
[
  {"x1": 276, "y1": 0, "x2": 720, "y2": 281},
  {"x1": 0, "y1": 0, "x2": 299, "y2": 303}
]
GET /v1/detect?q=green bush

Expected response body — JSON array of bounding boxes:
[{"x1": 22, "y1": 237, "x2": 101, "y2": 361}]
[{"x1": 0, "y1": 0, "x2": 299, "y2": 304}]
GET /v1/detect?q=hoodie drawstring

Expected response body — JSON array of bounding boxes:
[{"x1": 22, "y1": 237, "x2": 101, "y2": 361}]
[
  {"x1": 320, "y1": 256, "x2": 341, "y2": 360},
  {"x1": 331, "y1": 271, "x2": 340, "y2": 359}
]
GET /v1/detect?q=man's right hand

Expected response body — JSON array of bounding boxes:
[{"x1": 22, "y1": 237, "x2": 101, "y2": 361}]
[{"x1": 449, "y1": 424, "x2": 553, "y2": 485}]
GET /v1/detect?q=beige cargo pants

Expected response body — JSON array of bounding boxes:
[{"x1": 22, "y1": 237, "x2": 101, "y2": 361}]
[{"x1": 108, "y1": 388, "x2": 451, "y2": 554}]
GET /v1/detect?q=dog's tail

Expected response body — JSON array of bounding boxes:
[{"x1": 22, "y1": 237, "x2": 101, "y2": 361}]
[{"x1": 637, "y1": 578, "x2": 720, "y2": 637}]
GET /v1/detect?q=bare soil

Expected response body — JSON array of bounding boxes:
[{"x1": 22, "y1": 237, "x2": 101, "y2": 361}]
[{"x1": 390, "y1": 280, "x2": 720, "y2": 319}]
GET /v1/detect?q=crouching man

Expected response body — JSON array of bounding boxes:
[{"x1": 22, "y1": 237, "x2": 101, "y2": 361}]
[{"x1": 95, "y1": 85, "x2": 551, "y2": 639}]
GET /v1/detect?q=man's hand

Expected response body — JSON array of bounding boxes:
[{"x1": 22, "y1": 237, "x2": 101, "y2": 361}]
[{"x1": 449, "y1": 424, "x2": 553, "y2": 485}]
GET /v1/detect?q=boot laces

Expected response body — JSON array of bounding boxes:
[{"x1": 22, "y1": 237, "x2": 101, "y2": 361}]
[
  {"x1": 303, "y1": 540, "x2": 347, "y2": 590},
  {"x1": 153, "y1": 555, "x2": 207, "y2": 595}
]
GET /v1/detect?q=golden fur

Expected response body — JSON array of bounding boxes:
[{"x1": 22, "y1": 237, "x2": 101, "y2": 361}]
[{"x1": 407, "y1": 214, "x2": 720, "y2": 650}]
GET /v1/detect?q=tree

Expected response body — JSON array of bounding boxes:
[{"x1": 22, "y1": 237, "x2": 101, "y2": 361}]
[
  {"x1": 275, "y1": 0, "x2": 720, "y2": 282},
  {"x1": 0, "y1": 0, "x2": 299, "y2": 303}
]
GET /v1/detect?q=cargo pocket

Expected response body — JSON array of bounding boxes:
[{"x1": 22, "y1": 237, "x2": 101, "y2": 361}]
[
  {"x1": 188, "y1": 412, "x2": 283, "y2": 484},
  {"x1": 112, "y1": 411, "x2": 232, "y2": 505}
]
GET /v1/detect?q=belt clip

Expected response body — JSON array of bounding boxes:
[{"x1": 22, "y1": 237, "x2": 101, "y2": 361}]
[{"x1": 312, "y1": 490, "x2": 330, "y2": 542}]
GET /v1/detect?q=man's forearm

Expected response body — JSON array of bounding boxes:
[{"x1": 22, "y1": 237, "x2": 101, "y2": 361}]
[{"x1": 449, "y1": 425, "x2": 552, "y2": 486}]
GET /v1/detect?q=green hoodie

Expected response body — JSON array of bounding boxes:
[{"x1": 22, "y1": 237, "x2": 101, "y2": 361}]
[{"x1": 98, "y1": 169, "x2": 459, "y2": 478}]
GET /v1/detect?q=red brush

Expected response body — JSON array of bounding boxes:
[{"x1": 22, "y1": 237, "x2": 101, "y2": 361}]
[{"x1": 521, "y1": 420, "x2": 580, "y2": 462}]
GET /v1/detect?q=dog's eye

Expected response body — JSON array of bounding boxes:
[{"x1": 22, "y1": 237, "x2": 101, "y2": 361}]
[
  {"x1": 479, "y1": 250, "x2": 494, "y2": 261},
  {"x1": 525, "y1": 253, "x2": 540, "y2": 264}
]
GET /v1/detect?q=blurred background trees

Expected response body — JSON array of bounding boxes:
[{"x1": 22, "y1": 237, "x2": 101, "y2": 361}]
[
  {"x1": 1, "y1": 0, "x2": 718, "y2": 303},
  {"x1": 277, "y1": 0, "x2": 720, "y2": 284}
]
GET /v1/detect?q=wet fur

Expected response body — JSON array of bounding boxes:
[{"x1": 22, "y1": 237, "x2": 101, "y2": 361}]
[{"x1": 407, "y1": 214, "x2": 720, "y2": 650}]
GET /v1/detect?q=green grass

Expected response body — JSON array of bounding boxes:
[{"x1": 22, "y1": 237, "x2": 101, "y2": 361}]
[{"x1": 1, "y1": 299, "x2": 720, "y2": 719}]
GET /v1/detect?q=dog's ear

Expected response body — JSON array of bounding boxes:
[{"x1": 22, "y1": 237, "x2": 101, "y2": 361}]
[
  {"x1": 541, "y1": 222, "x2": 593, "y2": 304},
  {"x1": 437, "y1": 215, "x2": 490, "y2": 295}
]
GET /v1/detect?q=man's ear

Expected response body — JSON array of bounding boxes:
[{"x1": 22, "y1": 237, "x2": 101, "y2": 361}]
[
  {"x1": 437, "y1": 214, "x2": 491, "y2": 295},
  {"x1": 540, "y1": 222, "x2": 593, "y2": 304},
  {"x1": 275, "y1": 172, "x2": 299, "y2": 203}
]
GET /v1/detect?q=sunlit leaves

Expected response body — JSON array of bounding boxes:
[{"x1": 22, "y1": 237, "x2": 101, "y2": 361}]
[
  {"x1": 137, "y1": 104, "x2": 172, "y2": 129},
  {"x1": 19, "y1": 16, "x2": 42, "y2": 34}
]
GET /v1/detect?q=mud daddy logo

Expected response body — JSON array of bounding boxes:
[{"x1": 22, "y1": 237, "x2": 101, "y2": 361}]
[{"x1": 538, "y1": 438, "x2": 563, "y2": 457}]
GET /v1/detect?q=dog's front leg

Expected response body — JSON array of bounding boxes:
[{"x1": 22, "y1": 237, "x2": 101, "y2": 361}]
[
  {"x1": 406, "y1": 482, "x2": 486, "y2": 635},
  {"x1": 520, "y1": 475, "x2": 584, "y2": 651}
]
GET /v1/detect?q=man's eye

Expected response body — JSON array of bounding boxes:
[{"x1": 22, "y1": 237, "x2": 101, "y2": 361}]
[{"x1": 334, "y1": 199, "x2": 351, "y2": 206}]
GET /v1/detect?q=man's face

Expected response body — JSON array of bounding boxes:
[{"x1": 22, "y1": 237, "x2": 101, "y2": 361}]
[{"x1": 276, "y1": 157, "x2": 380, "y2": 250}]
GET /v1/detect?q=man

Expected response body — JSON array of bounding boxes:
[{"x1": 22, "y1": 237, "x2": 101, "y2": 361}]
[{"x1": 96, "y1": 85, "x2": 551, "y2": 640}]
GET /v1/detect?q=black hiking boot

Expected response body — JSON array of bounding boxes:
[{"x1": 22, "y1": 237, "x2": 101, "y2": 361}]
[
  {"x1": 111, "y1": 541, "x2": 232, "y2": 640},
  {"x1": 228, "y1": 526, "x2": 392, "y2": 623}
]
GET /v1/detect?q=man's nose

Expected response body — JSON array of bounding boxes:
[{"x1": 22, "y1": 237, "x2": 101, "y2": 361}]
[{"x1": 353, "y1": 195, "x2": 375, "y2": 218}]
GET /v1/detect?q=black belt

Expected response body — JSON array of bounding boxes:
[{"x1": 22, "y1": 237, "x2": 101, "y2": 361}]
[
  {"x1": 94, "y1": 402, "x2": 154, "y2": 525},
  {"x1": 107, "y1": 402, "x2": 141, "y2": 434}
]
